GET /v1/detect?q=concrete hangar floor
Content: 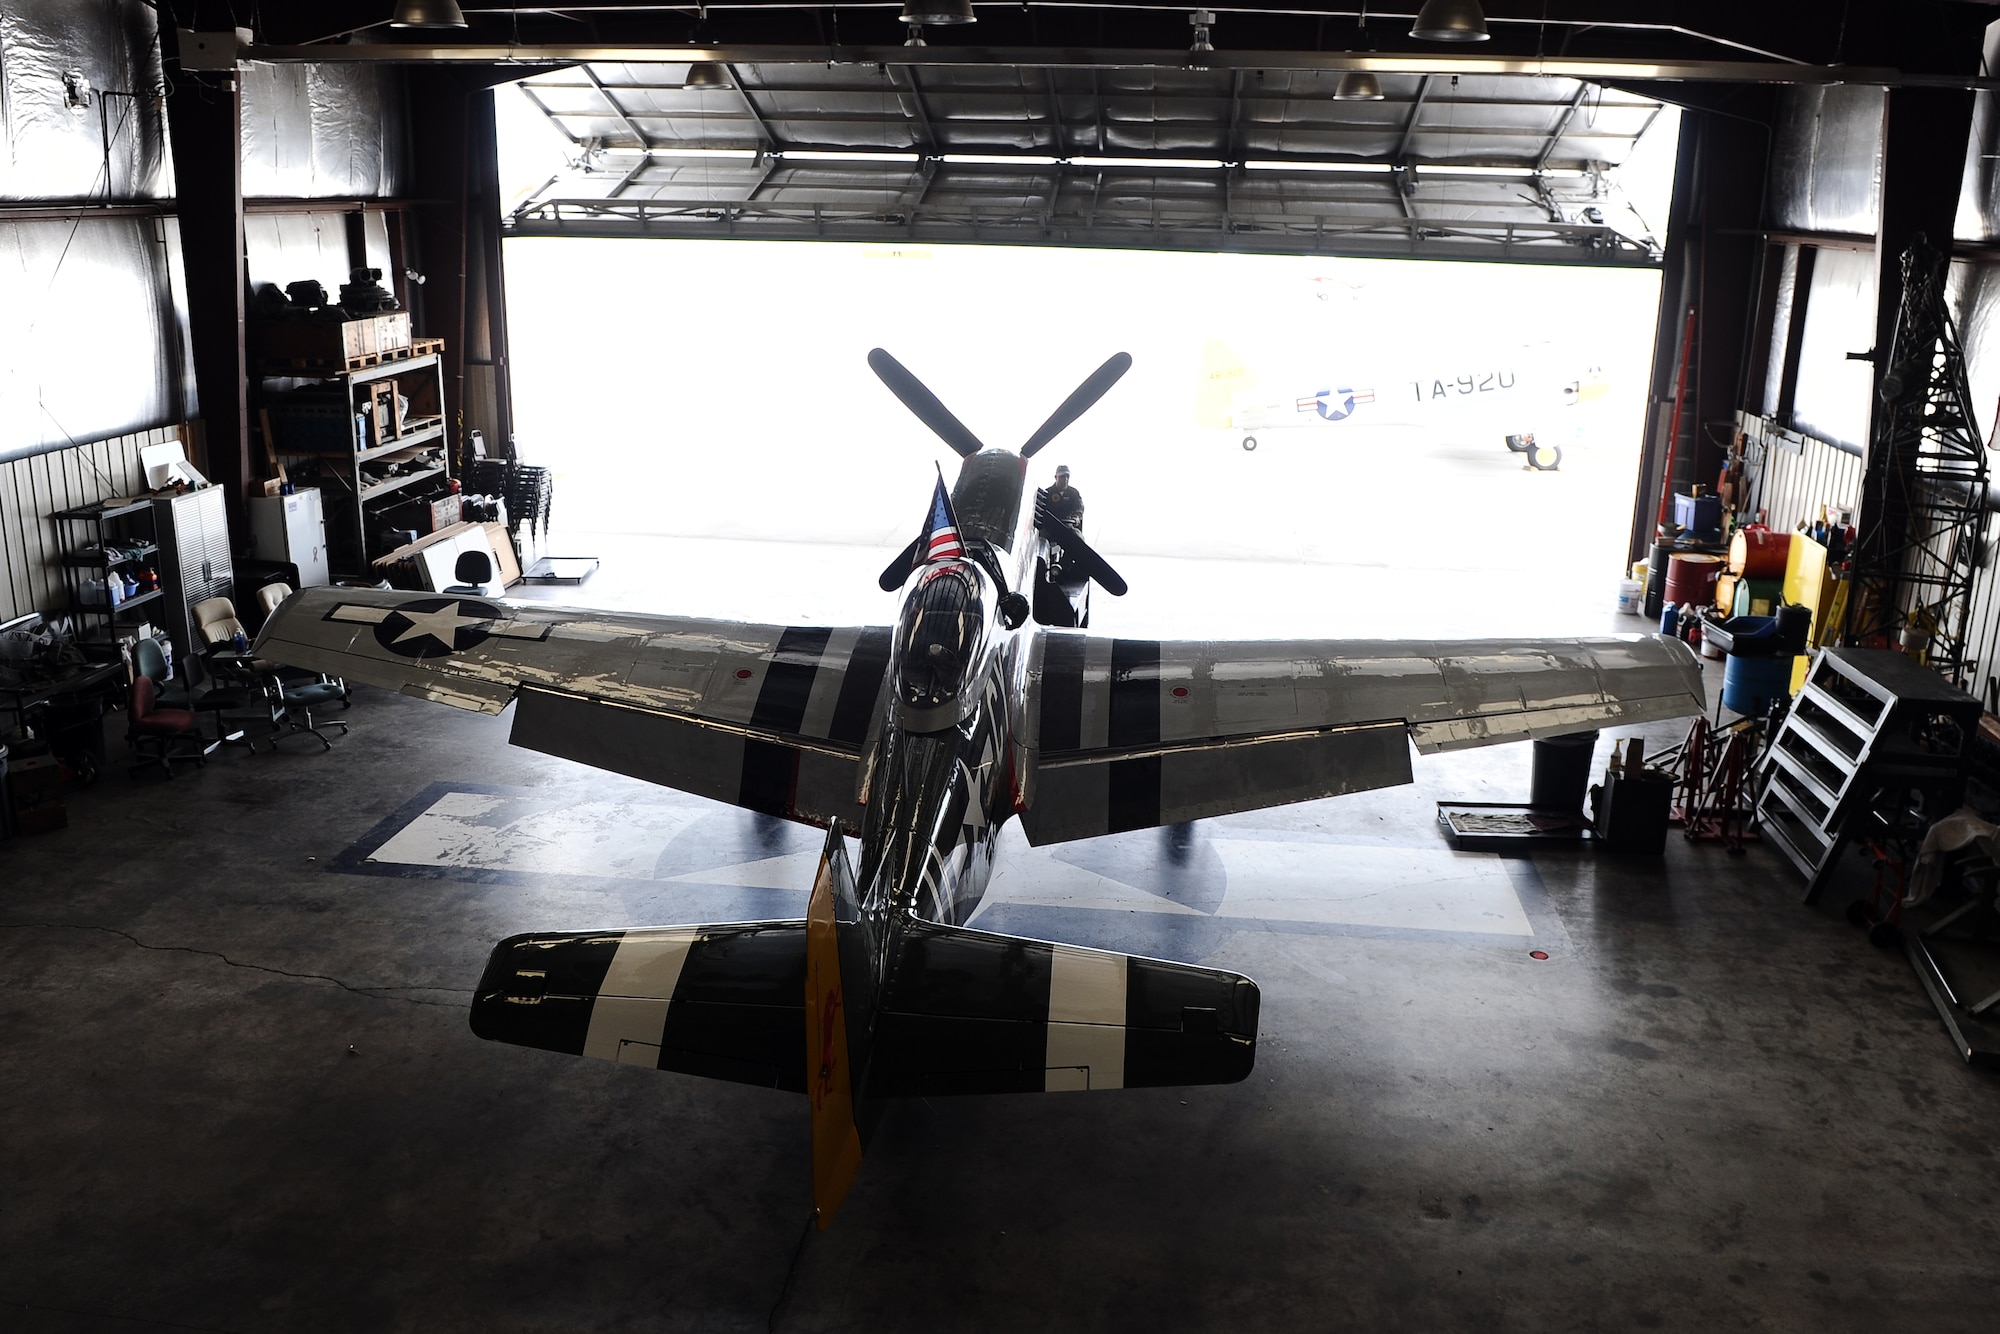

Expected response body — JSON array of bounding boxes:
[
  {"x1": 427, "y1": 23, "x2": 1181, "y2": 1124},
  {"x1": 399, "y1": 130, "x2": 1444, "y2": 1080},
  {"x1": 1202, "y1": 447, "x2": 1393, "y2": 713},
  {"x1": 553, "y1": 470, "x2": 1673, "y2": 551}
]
[{"x1": 6, "y1": 518, "x2": 2000, "y2": 1327}]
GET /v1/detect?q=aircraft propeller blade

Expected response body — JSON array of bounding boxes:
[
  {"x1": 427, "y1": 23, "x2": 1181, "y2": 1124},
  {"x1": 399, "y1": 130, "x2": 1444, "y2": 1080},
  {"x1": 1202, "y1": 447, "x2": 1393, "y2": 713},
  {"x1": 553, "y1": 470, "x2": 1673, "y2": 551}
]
[
  {"x1": 1020, "y1": 352, "x2": 1133, "y2": 458},
  {"x1": 1035, "y1": 508, "x2": 1128, "y2": 597},
  {"x1": 867, "y1": 348, "x2": 986, "y2": 458},
  {"x1": 877, "y1": 534, "x2": 923, "y2": 591}
]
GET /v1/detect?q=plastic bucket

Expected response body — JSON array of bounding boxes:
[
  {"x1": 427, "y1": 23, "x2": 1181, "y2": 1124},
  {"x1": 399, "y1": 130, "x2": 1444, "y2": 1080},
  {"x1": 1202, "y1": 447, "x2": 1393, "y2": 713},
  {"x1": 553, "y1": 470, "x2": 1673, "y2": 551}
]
[
  {"x1": 1722, "y1": 653, "x2": 1794, "y2": 715},
  {"x1": 1615, "y1": 579, "x2": 1643, "y2": 614}
]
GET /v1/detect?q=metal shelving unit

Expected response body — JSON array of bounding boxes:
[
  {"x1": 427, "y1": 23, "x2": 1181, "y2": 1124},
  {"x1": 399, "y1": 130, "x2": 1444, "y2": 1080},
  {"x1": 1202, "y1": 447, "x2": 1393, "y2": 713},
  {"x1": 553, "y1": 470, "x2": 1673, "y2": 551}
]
[
  {"x1": 261, "y1": 349, "x2": 453, "y2": 576},
  {"x1": 49, "y1": 499, "x2": 165, "y2": 651}
]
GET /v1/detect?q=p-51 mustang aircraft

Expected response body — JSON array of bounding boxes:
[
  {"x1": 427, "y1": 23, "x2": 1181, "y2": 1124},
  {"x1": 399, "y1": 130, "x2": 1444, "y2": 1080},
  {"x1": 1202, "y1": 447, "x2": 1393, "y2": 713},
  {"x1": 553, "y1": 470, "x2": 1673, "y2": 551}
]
[{"x1": 257, "y1": 349, "x2": 1702, "y2": 1227}]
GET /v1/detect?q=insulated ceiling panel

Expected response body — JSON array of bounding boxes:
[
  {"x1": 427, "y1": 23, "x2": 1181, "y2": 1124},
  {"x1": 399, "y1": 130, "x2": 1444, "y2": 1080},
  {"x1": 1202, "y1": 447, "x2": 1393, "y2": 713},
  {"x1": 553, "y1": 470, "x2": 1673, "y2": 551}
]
[{"x1": 507, "y1": 61, "x2": 1666, "y2": 266}]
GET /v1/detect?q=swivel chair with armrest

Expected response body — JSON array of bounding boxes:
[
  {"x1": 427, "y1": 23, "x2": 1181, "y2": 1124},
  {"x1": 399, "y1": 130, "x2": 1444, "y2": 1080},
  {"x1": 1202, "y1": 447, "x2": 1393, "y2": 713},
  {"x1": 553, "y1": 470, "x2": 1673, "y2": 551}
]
[
  {"x1": 226, "y1": 585, "x2": 349, "y2": 751},
  {"x1": 191, "y1": 594, "x2": 346, "y2": 752},
  {"x1": 126, "y1": 673, "x2": 210, "y2": 778},
  {"x1": 134, "y1": 635, "x2": 245, "y2": 748}
]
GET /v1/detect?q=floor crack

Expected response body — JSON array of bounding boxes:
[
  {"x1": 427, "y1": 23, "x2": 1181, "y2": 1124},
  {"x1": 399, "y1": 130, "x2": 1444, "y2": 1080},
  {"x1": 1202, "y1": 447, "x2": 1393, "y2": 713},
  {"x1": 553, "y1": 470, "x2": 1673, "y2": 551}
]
[
  {"x1": 0, "y1": 923, "x2": 473, "y2": 1009},
  {"x1": 766, "y1": 1210, "x2": 819, "y2": 1332},
  {"x1": 4, "y1": 1297, "x2": 248, "y2": 1333}
]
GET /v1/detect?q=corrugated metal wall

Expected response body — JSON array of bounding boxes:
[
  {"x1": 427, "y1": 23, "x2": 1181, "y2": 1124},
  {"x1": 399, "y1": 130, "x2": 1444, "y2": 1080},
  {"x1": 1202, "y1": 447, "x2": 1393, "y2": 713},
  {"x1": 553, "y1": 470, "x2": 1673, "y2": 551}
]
[
  {"x1": 1769, "y1": 86, "x2": 1886, "y2": 237},
  {"x1": 0, "y1": 423, "x2": 173, "y2": 625},
  {"x1": 1740, "y1": 413, "x2": 1864, "y2": 534},
  {"x1": 0, "y1": 1, "x2": 185, "y2": 467},
  {"x1": 0, "y1": 3, "x2": 407, "y2": 618}
]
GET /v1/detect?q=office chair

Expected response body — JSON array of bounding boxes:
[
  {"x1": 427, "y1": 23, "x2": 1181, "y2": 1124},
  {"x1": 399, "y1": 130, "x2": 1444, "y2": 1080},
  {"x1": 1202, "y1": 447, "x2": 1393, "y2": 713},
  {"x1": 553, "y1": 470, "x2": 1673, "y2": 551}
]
[
  {"x1": 191, "y1": 594, "x2": 338, "y2": 752},
  {"x1": 442, "y1": 550, "x2": 495, "y2": 596},
  {"x1": 132, "y1": 636, "x2": 190, "y2": 708},
  {"x1": 135, "y1": 634, "x2": 246, "y2": 748},
  {"x1": 254, "y1": 581, "x2": 291, "y2": 625},
  {"x1": 126, "y1": 673, "x2": 212, "y2": 778}
]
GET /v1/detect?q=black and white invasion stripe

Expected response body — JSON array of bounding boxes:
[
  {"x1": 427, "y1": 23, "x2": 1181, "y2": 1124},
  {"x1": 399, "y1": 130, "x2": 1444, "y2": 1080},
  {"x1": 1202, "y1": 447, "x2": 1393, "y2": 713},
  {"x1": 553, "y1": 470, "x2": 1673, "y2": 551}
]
[{"x1": 470, "y1": 920, "x2": 1259, "y2": 1097}]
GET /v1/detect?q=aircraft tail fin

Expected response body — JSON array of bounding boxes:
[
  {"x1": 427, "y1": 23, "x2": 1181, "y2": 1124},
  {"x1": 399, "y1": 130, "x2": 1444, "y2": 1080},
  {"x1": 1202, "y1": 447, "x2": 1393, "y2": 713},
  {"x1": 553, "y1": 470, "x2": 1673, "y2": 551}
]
[
  {"x1": 1193, "y1": 338, "x2": 1256, "y2": 429},
  {"x1": 466, "y1": 822, "x2": 884, "y2": 1228},
  {"x1": 806, "y1": 821, "x2": 872, "y2": 1227}
]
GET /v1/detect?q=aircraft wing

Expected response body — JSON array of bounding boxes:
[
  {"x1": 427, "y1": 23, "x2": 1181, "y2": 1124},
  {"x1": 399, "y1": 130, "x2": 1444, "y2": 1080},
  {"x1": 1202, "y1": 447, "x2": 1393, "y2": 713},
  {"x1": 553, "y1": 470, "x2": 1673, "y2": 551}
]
[
  {"x1": 254, "y1": 586, "x2": 891, "y2": 827},
  {"x1": 1020, "y1": 632, "x2": 1703, "y2": 845}
]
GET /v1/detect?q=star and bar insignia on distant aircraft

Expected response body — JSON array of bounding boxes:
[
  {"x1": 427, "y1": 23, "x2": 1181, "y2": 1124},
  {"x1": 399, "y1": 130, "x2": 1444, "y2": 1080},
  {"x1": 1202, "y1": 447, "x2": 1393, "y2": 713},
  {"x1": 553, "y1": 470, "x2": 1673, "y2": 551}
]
[{"x1": 322, "y1": 598, "x2": 551, "y2": 658}]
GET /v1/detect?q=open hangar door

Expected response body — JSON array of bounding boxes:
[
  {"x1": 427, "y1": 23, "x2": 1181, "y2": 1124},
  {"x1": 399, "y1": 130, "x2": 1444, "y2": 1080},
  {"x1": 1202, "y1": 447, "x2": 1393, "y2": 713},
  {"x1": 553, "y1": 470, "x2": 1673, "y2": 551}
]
[{"x1": 492, "y1": 58, "x2": 1677, "y2": 639}]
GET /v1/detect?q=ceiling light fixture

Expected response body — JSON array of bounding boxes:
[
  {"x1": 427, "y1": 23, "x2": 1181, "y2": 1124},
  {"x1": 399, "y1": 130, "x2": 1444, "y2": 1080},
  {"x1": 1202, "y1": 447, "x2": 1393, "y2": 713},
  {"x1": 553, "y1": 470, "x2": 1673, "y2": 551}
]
[
  {"x1": 683, "y1": 61, "x2": 730, "y2": 89},
  {"x1": 1334, "y1": 71, "x2": 1384, "y2": 101},
  {"x1": 1411, "y1": 0, "x2": 1490, "y2": 42},
  {"x1": 1189, "y1": 9, "x2": 1216, "y2": 54},
  {"x1": 899, "y1": 0, "x2": 976, "y2": 23},
  {"x1": 1335, "y1": 4, "x2": 1386, "y2": 100},
  {"x1": 390, "y1": 0, "x2": 469, "y2": 29}
]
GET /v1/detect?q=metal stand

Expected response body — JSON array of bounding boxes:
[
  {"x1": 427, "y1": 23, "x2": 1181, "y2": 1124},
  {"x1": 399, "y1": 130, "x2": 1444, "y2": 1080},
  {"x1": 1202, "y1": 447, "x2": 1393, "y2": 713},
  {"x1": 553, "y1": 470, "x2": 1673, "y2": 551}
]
[
  {"x1": 1840, "y1": 235, "x2": 1990, "y2": 684},
  {"x1": 1752, "y1": 647, "x2": 1980, "y2": 901}
]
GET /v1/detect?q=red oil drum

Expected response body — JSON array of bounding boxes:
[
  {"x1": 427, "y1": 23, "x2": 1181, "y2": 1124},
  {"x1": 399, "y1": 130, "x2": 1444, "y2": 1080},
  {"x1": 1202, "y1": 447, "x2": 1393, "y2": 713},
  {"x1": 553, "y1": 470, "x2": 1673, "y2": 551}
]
[
  {"x1": 1727, "y1": 526, "x2": 1791, "y2": 578},
  {"x1": 1663, "y1": 552, "x2": 1725, "y2": 607}
]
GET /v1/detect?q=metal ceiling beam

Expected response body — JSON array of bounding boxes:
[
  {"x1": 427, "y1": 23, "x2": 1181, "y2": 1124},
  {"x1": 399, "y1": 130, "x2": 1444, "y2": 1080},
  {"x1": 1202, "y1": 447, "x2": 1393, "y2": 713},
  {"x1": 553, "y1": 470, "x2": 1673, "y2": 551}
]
[
  {"x1": 887, "y1": 65, "x2": 939, "y2": 153},
  {"x1": 1043, "y1": 68, "x2": 1066, "y2": 157},
  {"x1": 582, "y1": 65, "x2": 651, "y2": 148},
  {"x1": 238, "y1": 42, "x2": 1991, "y2": 89},
  {"x1": 502, "y1": 73, "x2": 1660, "y2": 111},
  {"x1": 722, "y1": 66, "x2": 780, "y2": 148},
  {"x1": 502, "y1": 213, "x2": 1655, "y2": 268},
  {"x1": 1535, "y1": 84, "x2": 1591, "y2": 173},
  {"x1": 516, "y1": 81, "x2": 581, "y2": 144},
  {"x1": 1395, "y1": 73, "x2": 1432, "y2": 162}
]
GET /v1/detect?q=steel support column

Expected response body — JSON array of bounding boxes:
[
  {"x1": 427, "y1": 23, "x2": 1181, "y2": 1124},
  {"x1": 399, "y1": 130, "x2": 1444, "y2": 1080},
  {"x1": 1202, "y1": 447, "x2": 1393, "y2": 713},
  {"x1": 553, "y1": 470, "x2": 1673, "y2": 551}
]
[
  {"x1": 1627, "y1": 99, "x2": 1771, "y2": 563},
  {"x1": 406, "y1": 72, "x2": 517, "y2": 467},
  {"x1": 163, "y1": 62, "x2": 250, "y2": 531},
  {"x1": 1854, "y1": 84, "x2": 1979, "y2": 578}
]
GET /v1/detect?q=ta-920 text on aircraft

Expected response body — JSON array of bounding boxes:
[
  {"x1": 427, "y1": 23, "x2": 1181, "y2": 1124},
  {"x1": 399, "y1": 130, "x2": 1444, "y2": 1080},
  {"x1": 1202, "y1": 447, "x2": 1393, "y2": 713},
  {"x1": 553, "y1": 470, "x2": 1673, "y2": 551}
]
[
  {"x1": 1194, "y1": 336, "x2": 1608, "y2": 467},
  {"x1": 258, "y1": 350, "x2": 1703, "y2": 1226}
]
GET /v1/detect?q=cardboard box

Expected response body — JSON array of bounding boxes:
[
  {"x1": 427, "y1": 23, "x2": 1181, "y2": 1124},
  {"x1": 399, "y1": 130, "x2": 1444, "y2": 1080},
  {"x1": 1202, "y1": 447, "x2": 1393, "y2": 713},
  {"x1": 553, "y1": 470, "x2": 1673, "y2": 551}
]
[{"x1": 482, "y1": 522, "x2": 522, "y2": 587}]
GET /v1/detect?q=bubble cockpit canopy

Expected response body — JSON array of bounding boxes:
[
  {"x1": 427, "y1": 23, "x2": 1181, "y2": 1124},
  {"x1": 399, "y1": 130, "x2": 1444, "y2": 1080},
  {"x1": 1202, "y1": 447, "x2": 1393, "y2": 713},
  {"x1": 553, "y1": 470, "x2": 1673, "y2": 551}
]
[{"x1": 894, "y1": 562, "x2": 988, "y2": 714}]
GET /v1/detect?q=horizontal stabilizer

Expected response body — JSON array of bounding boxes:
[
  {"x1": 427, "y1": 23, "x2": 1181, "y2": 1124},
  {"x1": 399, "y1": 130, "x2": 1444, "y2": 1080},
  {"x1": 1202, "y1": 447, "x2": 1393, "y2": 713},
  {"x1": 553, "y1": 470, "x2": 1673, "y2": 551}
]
[
  {"x1": 471, "y1": 922, "x2": 810, "y2": 1091},
  {"x1": 470, "y1": 918, "x2": 1258, "y2": 1098},
  {"x1": 868, "y1": 921, "x2": 1258, "y2": 1095}
]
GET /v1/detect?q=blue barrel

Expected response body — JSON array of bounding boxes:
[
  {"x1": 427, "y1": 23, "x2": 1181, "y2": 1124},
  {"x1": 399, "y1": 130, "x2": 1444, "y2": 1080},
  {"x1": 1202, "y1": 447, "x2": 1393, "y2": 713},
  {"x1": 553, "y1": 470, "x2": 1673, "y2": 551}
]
[{"x1": 1722, "y1": 653, "x2": 1794, "y2": 716}]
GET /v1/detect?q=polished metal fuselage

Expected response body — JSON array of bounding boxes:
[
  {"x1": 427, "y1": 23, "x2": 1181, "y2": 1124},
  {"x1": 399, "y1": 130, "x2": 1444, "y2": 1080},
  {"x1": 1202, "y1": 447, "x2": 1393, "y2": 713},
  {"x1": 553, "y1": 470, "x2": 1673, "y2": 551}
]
[{"x1": 855, "y1": 448, "x2": 1040, "y2": 937}]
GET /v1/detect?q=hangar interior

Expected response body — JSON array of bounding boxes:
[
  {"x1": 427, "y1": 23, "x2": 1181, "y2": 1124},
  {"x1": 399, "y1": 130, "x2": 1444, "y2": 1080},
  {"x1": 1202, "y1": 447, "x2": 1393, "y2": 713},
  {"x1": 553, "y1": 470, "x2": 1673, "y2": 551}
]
[{"x1": 6, "y1": 3, "x2": 2000, "y2": 1330}]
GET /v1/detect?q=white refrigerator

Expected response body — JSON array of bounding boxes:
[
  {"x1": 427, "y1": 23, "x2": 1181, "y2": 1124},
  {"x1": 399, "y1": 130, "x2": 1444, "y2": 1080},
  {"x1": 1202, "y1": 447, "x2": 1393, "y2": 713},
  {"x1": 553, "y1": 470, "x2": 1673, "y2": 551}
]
[{"x1": 248, "y1": 488, "x2": 330, "y2": 587}]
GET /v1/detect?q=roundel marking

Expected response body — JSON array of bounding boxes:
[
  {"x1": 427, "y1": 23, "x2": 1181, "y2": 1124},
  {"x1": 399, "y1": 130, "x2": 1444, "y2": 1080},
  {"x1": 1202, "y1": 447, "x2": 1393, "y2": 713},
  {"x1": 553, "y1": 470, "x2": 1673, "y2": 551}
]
[
  {"x1": 1318, "y1": 389, "x2": 1359, "y2": 422},
  {"x1": 373, "y1": 598, "x2": 507, "y2": 658}
]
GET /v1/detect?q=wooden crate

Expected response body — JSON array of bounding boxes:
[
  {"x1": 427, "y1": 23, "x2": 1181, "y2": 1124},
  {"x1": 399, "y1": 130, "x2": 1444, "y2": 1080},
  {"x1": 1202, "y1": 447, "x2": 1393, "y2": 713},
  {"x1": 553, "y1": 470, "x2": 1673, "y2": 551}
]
[{"x1": 255, "y1": 312, "x2": 414, "y2": 372}]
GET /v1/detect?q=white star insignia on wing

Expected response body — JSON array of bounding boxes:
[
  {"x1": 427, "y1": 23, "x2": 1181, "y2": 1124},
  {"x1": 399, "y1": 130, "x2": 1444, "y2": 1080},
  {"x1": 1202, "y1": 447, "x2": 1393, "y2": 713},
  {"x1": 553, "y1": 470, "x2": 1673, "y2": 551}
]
[{"x1": 394, "y1": 601, "x2": 489, "y2": 649}]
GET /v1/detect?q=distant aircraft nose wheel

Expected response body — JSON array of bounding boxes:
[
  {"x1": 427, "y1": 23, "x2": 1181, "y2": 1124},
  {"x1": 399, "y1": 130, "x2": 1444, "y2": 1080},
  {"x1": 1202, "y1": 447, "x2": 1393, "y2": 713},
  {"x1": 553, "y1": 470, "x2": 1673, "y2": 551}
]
[
  {"x1": 1527, "y1": 442, "x2": 1563, "y2": 471},
  {"x1": 1241, "y1": 435, "x2": 1258, "y2": 451}
]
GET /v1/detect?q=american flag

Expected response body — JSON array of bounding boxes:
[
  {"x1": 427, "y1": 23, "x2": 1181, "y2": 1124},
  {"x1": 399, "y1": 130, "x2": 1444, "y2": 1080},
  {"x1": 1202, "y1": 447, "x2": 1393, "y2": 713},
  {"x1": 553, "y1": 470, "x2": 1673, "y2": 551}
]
[{"x1": 922, "y1": 471, "x2": 965, "y2": 562}]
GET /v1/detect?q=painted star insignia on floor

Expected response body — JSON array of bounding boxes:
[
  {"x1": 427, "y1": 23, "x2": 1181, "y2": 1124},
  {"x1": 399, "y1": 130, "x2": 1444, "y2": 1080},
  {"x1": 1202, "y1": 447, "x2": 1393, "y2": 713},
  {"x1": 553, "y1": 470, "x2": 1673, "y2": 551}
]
[{"x1": 394, "y1": 601, "x2": 490, "y2": 649}]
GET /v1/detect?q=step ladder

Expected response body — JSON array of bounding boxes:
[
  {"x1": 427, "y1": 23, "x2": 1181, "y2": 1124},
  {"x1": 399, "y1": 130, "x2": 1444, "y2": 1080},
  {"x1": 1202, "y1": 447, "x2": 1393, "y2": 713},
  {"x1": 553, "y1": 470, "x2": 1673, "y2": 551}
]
[{"x1": 1752, "y1": 646, "x2": 1981, "y2": 902}]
